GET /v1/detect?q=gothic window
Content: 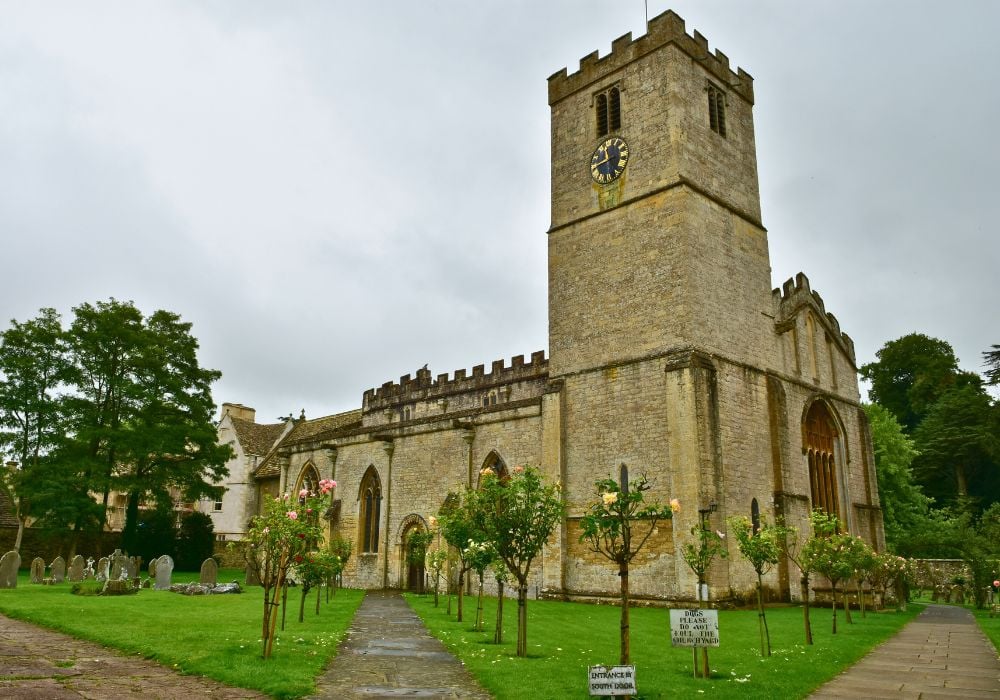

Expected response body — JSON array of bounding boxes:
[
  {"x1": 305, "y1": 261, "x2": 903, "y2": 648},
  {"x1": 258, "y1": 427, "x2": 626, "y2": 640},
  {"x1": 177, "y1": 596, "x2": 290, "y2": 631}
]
[
  {"x1": 707, "y1": 83, "x2": 727, "y2": 137},
  {"x1": 479, "y1": 451, "x2": 510, "y2": 486},
  {"x1": 750, "y1": 498, "x2": 760, "y2": 534},
  {"x1": 596, "y1": 85, "x2": 622, "y2": 137},
  {"x1": 359, "y1": 466, "x2": 382, "y2": 553},
  {"x1": 805, "y1": 402, "x2": 840, "y2": 520},
  {"x1": 294, "y1": 463, "x2": 320, "y2": 502}
]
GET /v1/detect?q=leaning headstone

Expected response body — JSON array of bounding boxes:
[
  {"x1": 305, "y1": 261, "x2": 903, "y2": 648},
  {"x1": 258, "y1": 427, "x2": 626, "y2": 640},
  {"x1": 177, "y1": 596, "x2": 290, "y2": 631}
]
[
  {"x1": 199, "y1": 558, "x2": 218, "y2": 586},
  {"x1": 30, "y1": 557, "x2": 45, "y2": 584},
  {"x1": 0, "y1": 551, "x2": 21, "y2": 588},
  {"x1": 154, "y1": 554, "x2": 174, "y2": 590},
  {"x1": 68, "y1": 555, "x2": 85, "y2": 582},
  {"x1": 96, "y1": 557, "x2": 110, "y2": 582},
  {"x1": 50, "y1": 556, "x2": 66, "y2": 583},
  {"x1": 148, "y1": 559, "x2": 158, "y2": 578},
  {"x1": 245, "y1": 565, "x2": 261, "y2": 586}
]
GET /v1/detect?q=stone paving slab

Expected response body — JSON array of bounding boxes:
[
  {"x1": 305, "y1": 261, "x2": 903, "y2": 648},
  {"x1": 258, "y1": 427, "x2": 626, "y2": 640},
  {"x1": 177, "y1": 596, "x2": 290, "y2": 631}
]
[
  {"x1": 309, "y1": 590, "x2": 492, "y2": 699},
  {"x1": 0, "y1": 613, "x2": 265, "y2": 699},
  {"x1": 810, "y1": 604, "x2": 1000, "y2": 698}
]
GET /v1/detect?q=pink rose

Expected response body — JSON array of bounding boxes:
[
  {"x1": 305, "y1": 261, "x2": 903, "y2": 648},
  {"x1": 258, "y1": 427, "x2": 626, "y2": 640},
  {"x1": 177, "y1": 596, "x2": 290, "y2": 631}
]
[
  {"x1": 287, "y1": 510, "x2": 298, "y2": 520},
  {"x1": 299, "y1": 489, "x2": 309, "y2": 498}
]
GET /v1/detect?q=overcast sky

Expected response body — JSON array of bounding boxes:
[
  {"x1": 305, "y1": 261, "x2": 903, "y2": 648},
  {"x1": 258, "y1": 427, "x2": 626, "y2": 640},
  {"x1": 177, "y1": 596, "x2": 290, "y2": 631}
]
[{"x1": 2, "y1": 1, "x2": 997, "y2": 423}]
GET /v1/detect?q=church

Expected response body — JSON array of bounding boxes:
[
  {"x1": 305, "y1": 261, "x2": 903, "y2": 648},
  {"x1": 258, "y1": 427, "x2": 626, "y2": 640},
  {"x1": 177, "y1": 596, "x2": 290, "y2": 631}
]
[{"x1": 205, "y1": 9, "x2": 884, "y2": 604}]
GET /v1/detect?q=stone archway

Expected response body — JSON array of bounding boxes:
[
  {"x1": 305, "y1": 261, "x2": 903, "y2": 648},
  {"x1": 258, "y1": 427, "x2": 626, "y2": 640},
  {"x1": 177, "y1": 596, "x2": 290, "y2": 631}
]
[{"x1": 397, "y1": 514, "x2": 428, "y2": 592}]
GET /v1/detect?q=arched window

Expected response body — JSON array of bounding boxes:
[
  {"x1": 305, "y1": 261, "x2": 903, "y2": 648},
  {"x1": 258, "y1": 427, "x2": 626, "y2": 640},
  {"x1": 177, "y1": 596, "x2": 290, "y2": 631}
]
[
  {"x1": 478, "y1": 451, "x2": 510, "y2": 486},
  {"x1": 358, "y1": 466, "x2": 382, "y2": 553},
  {"x1": 595, "y1": 86, "x2": 622, "y2": 137},
  {"x1": 294, "y1": 463, "x2": 320, "y2": 503},
  {"x1": 805, "y1": 402, "x2": 840, "y2": 520},
  {"x1": 750, "y1": 498, "x2": 761, "y2": 534}
]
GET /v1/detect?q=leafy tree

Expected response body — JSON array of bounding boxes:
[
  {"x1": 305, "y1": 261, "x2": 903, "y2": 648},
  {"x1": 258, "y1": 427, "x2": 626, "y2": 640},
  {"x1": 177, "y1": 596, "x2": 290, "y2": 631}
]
[
  {"x1": 61, "y1": 300, "x2": 231, "y2": 551},
  {"x1": 864, "y1": 403, "x2": 934, "y2": 553},
  {"x1": 912, "y1": 385, "x2": 1000, "y2": 508},
  {"x1": 777, "y1": 522, "x2": 815, "y2": 644},
  {"x1": 678, "y1": 510, "x2": 726, "y2": 677},
  {"x1": 728, "y1": 516, "x2": 783, "y2": 657},
  {"x1": 294, "y1": 550, "x2": 339, "y2": 621},
  {"x1": 131, "y1": 507, "x2": 177, "y2": 565},
  {"x1": 984, "y1": 344, "x2": 1000, "y2": 385},
  {"x1": 0, "y1": 308, "x2": 70, "y2": 550},
  {"x1": 580, "y1": 468, "x2": 677, "y2": 665},
  {"x1": 801, "y1": 512, "x2": 854, "y2": 634},
  {"x1": 471, "y1": 465, "x2": 563, "y2": 658},
  {"x1": 861, "y1": 334, "x2": 967, "y2": 432},
  {"x1": 438, "y1": 490, "x2": 484, "y2": 624},
  {"x1": 491, "y1": 559, "x2": 511, "y2": 644},
  {"x1": 463, "y1": 539, "x2": 495, "y2": 631},
  {"x1": 175, "y1": 511, "x2": 215, "y2": 571}
]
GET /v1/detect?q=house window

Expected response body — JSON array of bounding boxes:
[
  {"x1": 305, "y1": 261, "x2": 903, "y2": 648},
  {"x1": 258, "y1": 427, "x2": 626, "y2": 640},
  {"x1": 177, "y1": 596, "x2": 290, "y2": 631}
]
[
  {"x1": 707, "y1": 83, "x2": 727, "y2": 137},
  {"x1": 596, "y1": 86, "x2": 622, "y2": 137},
  {"x1": 359, "y1": 466, "x2": 382, "y2": 553},
  {"x1": 805, "y1": 401, "x2": 840, "y2": 520},
  {"x1": 213, "y1": 499, "x2": 223, "y2": 512}
]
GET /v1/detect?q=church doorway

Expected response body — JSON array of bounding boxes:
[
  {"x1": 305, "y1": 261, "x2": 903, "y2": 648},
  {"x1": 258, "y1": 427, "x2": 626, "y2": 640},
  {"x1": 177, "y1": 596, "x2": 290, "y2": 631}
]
[{"x1": 399, "y1": 516, "x2": 428, "y2": 592}]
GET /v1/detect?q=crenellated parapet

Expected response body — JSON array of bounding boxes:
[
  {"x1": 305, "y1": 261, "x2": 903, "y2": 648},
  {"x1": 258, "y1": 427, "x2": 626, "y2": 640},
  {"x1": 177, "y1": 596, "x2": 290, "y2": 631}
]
[
  {"x1": 547, "y1": 9, "x2": 754, "y2": 105},
  {"x1": 772, "y1": 272, "x2": 856, "y2": 363},
  {"x1": 362, "y1": 351, "x2": 548, "y2": 413}
]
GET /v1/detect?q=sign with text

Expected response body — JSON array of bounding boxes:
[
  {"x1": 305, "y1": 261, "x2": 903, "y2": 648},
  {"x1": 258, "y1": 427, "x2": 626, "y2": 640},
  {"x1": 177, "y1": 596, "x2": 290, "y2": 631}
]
[
  {"x1": 669, "y1": 608, "x2": 720, "y2": 647},
  {"x1": 588, "y1": 665, "x2": 637, "y2": 696}
]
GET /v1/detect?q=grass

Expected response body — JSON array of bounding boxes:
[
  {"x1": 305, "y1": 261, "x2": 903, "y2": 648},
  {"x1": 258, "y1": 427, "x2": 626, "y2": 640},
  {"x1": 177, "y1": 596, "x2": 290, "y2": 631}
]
[
  {"x1": 405, "y1": 592, "x2": 923, "y2": 699},
  {"x1": 0, "y1": 568, "x2": 364, "y2": 699}
]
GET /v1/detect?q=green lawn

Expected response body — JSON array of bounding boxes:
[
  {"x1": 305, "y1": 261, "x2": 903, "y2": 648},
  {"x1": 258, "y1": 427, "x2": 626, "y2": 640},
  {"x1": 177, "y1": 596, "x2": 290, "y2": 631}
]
[
  {"x1": 0, "y1": 569, "x2": 364, "y2": 699},
  {"x1": 405, "y1": 592, "x2": 923, "y2": 699}
]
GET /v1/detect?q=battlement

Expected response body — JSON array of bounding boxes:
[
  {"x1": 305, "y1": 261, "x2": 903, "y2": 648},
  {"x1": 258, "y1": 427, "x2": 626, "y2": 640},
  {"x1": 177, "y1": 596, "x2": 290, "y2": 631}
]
[
  {"x1": 772, "y1": 273, "x2": 856, "y2": 362},
  {"x1": 548, "y1": 9, "x2": 753, "y2": 105},
  {"x1": 362, "y1": 351, "x2": 548, "y2": 412}
]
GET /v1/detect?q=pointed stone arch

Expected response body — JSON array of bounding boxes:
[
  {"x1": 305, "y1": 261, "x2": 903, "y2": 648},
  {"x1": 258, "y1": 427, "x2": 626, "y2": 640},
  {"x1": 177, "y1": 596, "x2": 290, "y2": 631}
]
[
  {"x1": 802, "y1": 399, "x2": 846, "y2": 523},
  {"x1": 477, "y1": 450, "x2": 510, "y2": 487},
  {"x1": 293, "y1": 462, "x2": 320, "y2": 501},
  {"x1": 397, "y1": 513, "x2": 429, "y2": 591}
]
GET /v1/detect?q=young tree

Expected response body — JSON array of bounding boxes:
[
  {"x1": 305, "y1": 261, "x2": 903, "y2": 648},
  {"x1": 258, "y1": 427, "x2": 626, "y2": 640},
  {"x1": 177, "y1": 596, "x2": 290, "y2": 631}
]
[
  {"x1": 777, "y1": 522, "x2": 815, "y2": 644},
  {"x1": 801, "y1": 512, "x2": 853, "y2": 634},
  {"x1": 728, "y1": 515, "x2": 783, "y2": 657},
  {"x1": 438, "y1": 491, "x2": 484, "y2": 624},
  {"x1": 295, "y1": 550, "x2": 338, "y2": 622},
  {"x1": 464, "y1": 540, "x2": 495, "y2": 631},
  {"x1": 472, "y1": 465, "x2": 563, "y2": 657},
  {"x1": 680, "y1": 516, "x2": 727, "y2": 677},
  {"x1": 175, "y1": 511, "x2": 215, "y2": 571},
  {"x1": 491, "y1": 559, "x2": 511, "y2": 644},
  {"x1": 579, "y1": 468, "x2": 677, "y2": 665}
]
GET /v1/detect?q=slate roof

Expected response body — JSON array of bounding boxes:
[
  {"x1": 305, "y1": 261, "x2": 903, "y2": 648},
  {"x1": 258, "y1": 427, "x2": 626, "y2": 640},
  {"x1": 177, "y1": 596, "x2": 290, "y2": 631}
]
[
  {"x1": 230, "y1": 417, "x2": 287, "y2": 457},
  {"x1": 252, "y1": 409, "x2": 363, "y2": 480}
]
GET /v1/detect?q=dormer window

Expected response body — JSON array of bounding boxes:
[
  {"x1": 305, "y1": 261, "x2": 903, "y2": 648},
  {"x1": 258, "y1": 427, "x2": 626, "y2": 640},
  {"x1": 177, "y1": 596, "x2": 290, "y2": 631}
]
[{"x1": 596, "y1": 85, "x2": 622, "y2": 137}]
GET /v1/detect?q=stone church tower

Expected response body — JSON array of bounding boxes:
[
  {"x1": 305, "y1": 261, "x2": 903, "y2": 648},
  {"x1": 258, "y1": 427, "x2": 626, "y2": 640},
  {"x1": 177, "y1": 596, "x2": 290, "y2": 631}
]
[{"x1": 212, "y1": 10, "x2": 884, "y2": 603}]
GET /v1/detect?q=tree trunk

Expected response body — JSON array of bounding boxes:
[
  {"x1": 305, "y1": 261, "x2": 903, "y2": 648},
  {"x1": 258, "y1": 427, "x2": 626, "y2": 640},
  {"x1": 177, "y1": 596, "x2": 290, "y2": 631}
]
[
  {"x1": 316, "y1": 586, "x2": 321, "y2": 614},
  {"x1": 281, "y1": 581, "x2": 288, "y2": 631},
  {"x1": 831, "y1": 581, "x2": 838, "y2": 635},
  {"x1": 858, "y1": 579, "x2": 866, "y2": 618},
  {"x1": 299, "y1": 586, "x2": 307, "y2": 623},
  {"x1": 494, "y1": 580, "x2": 504, "y2": 644},
  {"x1": 476, "y1": 572, "x2": 484, "y2": 632},
  {"x1": 262, "y1": 583, "x2": 272, "y2": 641},
  {"x1": 264, "y1": 553, "x2": 287, "y2": 658},
  {"x1": 801, "y1": 574, "x2": 813, "y2": 645},
  {"x1": 516, "y1": 584, "x2": 528, "y2": 657},
  {"x1": 619, "y1": 562, "x2": 630, "y2": 665},
  {"x1": 844, "y1": 583, "x2": 853, "y2": 625},
  {"x1": 756, "y1": 574, "x2": 771, "y2": 657},
  {"x1": 13, "y1": 507, "x2": 24, "y2": 552},
  {"x1": 434, "y1": 572, "x2": 440, "y2": 607},
  {"x1": 457, "y1": 569, "x2": 465, "y2": 622}
]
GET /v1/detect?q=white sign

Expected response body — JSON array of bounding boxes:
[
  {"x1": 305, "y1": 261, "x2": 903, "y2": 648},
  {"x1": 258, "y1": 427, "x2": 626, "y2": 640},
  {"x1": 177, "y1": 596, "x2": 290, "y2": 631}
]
[
  {"x1": 669, "y1": 608, "x2": 720, "y2": 647},
  {"x1": 588, "y1": 665, "x2": 637, "y2": 696}
]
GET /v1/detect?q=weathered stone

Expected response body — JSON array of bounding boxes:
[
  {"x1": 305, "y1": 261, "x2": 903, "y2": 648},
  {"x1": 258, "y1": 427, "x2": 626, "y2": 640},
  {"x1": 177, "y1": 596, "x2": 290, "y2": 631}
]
[
  {"x1": 95, "y1": 557, "x2": 109, "y2": 582},
  {"x1": 29, "y1": 558, "x2": 45, "y2": 584},
  {"x1": 212, "y1": 582, "x2": 242, "y2": 594},
  {"x1": 245, "y1": 565, "x2": 261, "y2": 586},
  {"x1": 154, "y1": 555, "x2": 173, "y2": 590},
  {"x1": 148, "y1": 559, "x2": 157, "y2": 578},
  {"x1": 67, "y1": 555, "x2": 85, "y2": 582},
  {"x1": 108, "y1": 550, "x2": 125, "y2": 581},
  {"x1": 0, "y1": 551, "x2": 20, "y2": 588},
  {"x1": 49, "y1": 556, "x2": 65, "y2": 584},
  {"x1": 199, "y1": 558, "x2": 218, "y2": 586}
]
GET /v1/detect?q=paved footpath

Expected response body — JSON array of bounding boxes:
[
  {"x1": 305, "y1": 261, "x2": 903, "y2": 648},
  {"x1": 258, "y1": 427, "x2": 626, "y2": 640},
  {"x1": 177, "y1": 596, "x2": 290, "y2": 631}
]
[
  {"x1": 810, "y1": 603, "x2": 1000, "y2": 699},
  {"x1": 309, "y1": 590, "x2": 491, "y2": 699},
  {"x1": 0, "y1": 612, "x2": 265, "y2": 699}
]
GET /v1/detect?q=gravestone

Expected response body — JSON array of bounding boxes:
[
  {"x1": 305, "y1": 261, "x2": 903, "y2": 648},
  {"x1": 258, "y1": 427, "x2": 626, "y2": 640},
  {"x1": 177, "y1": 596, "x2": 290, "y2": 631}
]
[
  {"x1": 125, "y1": 556, "x2": 139, "y2": 580},
  {"x1": 199, "y1": 558, "x2": 218, "y2": 586},
  {"x1": 245, "y1": 565, "x2": 261, "y2": 586},
  {"x1": 0, "y1": 551, "x2": 20, "y2": 588},
  {"x1": 109, "y1": 551, "x2": 125, "y2": 580},
  {"x1": 84, "y1": 557, "x2": 95, "y2": 579},
  {"x1": 96, "y1": 557, "x2": 110, "y2": 582},
  {"x1": 154, "y1": 554, "x2": 174, "y2": 590},
  {"x1": 68, "y1": 555, "x2": 85, "y2": 582},
  {"x1": 50, "y1": 556, "x2": 66, "y2": 583},
  {"x1": 30, "y1": 557, "x2": 45, "y2": 583},
  {"x1": 148, "y1": 559, "x2": 158, "y2": 578}
]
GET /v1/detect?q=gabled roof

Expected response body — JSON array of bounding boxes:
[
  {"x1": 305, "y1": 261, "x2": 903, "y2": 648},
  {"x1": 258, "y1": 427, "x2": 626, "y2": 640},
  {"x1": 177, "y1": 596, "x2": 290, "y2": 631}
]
[
  {"x1": 253, "y1": 409, "x2": 363, "y2": 479},
  {"x1": 230, "y1": 417, "x2": 288, "y2": 457}
]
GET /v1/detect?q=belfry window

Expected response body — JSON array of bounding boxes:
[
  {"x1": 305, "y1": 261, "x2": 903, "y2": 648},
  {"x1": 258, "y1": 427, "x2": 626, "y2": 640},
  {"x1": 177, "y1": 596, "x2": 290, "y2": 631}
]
[
  {"x1": 596, "y1": 86, "x2": 622, "y2": 137},
  {"x1": 359, "y1": 466, "x2": 382, "y2": 553},
  {"x1": 707, "y1": 83, "x2": 727, "y2": 137}
]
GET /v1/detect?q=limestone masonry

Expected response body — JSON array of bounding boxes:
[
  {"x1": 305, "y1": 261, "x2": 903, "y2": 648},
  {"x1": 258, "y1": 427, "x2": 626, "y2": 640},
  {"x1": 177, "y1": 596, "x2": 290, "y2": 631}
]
[{"x1": 204, "y1": 9, "x2": 884, "y2": 603}]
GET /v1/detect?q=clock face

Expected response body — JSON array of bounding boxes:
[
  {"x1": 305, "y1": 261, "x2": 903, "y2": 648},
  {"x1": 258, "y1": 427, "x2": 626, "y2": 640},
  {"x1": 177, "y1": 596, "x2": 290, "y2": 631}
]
[{"x1": 590, "y1": 136, "x2": 629, "y2": 184}]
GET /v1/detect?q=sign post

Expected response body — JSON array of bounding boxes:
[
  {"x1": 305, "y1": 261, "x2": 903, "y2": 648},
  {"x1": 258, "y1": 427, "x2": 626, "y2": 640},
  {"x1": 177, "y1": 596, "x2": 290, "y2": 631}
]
[
  {"x1": 588, "y1": 665, "x2": 637, "y2": 696},
  {"x1": 670, "y1": 608, "x2": 720, "y2": 679}
]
